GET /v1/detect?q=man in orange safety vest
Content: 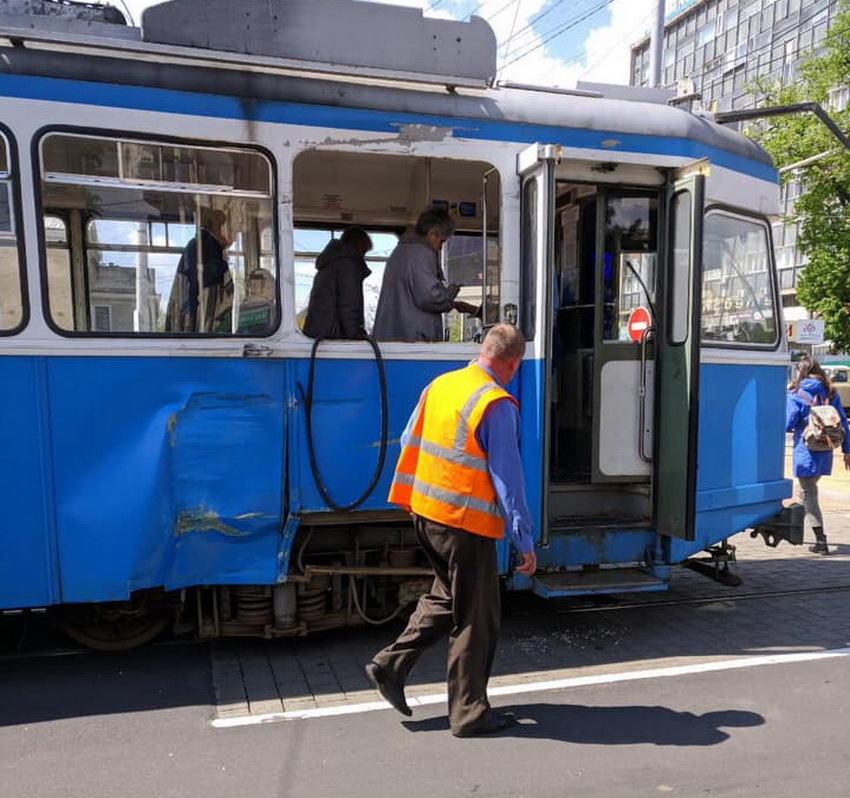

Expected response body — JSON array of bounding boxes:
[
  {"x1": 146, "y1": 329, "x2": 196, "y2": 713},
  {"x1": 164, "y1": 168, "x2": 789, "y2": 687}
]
[{"x1": 365, "y1": 323, "x2": 537, "y2": 737}]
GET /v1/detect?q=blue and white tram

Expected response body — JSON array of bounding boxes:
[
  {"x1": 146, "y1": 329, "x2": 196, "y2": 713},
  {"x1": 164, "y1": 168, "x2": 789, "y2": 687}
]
[{"x1": 0, "y1": 0, "x2": 792, "y2": 648}]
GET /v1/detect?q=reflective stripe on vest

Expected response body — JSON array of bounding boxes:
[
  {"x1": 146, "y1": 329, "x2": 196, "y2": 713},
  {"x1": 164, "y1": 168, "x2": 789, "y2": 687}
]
[{"x1": 388, "y1": 362, "x2": 518, "y2": 539}]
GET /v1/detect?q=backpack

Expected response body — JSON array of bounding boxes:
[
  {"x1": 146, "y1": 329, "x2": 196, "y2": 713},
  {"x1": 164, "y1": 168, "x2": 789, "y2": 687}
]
[{"x1": 798, "y1": 391, "x2": 845, "y2": 451}]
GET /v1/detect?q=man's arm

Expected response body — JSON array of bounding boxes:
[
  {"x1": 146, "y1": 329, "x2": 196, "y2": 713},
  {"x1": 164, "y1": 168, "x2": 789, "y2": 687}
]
[{"x1": 476, "y1": 398, "x2": 536, "y2": 574}]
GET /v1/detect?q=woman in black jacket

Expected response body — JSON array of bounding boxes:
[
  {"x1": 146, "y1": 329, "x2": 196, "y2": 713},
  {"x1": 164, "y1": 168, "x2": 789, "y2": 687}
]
[{"x1": 304, "y1": 226, "x2": 373, "y2": 339}]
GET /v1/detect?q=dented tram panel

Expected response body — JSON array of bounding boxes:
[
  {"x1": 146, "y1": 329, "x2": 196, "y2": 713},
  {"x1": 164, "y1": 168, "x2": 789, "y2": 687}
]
[{"x1": 0, "y1": 0, "x2": 794, "y2": 647}]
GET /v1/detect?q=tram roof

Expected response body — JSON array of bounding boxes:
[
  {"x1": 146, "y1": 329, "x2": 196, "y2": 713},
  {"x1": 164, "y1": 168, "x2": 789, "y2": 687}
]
[{"x1": 0, "y1": 0, "x2": 774, "y2": 172}]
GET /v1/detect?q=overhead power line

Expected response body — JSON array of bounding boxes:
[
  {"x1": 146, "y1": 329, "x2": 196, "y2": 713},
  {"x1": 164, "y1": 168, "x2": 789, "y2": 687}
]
[{"x1": 501, "y1": 0, "x2": 614, "y2": 70}]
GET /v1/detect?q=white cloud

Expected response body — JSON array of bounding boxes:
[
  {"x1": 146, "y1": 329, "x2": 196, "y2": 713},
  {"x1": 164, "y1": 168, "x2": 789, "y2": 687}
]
[
  {"x1": 580, "y1": 0, "x2": 657, "y2": 84},
  {"x1": 488, "y1": 0, "x2": 657, "y2": 87}
]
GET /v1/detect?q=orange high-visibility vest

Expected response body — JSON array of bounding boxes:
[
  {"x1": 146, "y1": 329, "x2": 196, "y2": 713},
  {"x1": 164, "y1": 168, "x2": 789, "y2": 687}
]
[{"x1": 388, "y1": 362, "x2": 518, "y2": 539}]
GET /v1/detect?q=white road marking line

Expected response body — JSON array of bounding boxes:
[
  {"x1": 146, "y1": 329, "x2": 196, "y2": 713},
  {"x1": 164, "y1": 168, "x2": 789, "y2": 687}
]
[{"x1": 210, "y1": 645, "x2": 850, "y2": 728}]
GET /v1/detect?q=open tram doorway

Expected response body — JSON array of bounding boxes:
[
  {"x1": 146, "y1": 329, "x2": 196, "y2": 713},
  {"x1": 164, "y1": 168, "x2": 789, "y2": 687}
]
[
  {"x1": 520, "y1": 144, "x2": 703, "y2": 550},
  {"x1": 547, "y1": 182, "x2": 658, "y2": 530}
]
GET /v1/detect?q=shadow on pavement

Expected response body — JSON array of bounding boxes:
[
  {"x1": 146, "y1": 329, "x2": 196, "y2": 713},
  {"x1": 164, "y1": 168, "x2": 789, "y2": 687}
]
[
  {"x1": 402, "y1": 704, "x2": 764, "y2": 745},
  {"x1": 0, "y1": 643, "x2": 212, "y2": 728}
]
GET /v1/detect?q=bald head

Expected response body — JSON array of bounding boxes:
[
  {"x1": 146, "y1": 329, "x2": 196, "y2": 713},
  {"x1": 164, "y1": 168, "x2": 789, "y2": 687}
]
[
  {"x1": 478, "y1": 324, "x2": 525, "y2": 386},
  {"x1": 480, "y1": 323, "x2": 526, "y2": 362}
]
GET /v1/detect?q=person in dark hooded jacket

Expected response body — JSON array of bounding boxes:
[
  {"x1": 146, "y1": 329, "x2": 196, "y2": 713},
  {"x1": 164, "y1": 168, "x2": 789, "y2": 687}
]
[
  {"x1": 304, "y1": 226, "x2": 373, "y2": 339},
  {"x1": 786, "y1": 355, "x2": 850, "y2": 554}
]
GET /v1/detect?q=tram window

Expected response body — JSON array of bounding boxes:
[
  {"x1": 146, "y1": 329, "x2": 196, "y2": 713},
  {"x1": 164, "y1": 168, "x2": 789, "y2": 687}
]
[
  {"x1": 39, "y1": 133, "x2": 277, "y2": 336},
  {"x1": 444, "y1": 233, "x2": 499, "y2": 342},
  {"x1": 0, "y1": 135, "x2": 23, "y2": 333},
  {"x1": 602, "y1": 193, "x2": 658, "y2": 342},
  {"x1": 44, "y1": 216, "x2": 74, "y2": 331},
  {"x1": 670, "y1": 191, "x2": 692, "y2": 344},
  {"x1": 292, "y1": 150, "x2": 499, "y2": 343},
  {"x1": 701, "y1": 212, "x2": 777, "y2": 346}
]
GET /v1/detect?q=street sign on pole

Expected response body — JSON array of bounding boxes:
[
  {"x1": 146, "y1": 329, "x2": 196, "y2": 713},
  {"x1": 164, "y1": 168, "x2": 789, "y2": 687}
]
[{"x1": 787, "y1": 319, "x2": 825, "y2": 344}]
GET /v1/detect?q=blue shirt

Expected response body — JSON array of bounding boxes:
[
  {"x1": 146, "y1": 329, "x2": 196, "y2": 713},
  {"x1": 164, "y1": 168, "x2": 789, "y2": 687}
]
[{"x1": 475, "y1": 388, "x2": 535, "y2": 555}]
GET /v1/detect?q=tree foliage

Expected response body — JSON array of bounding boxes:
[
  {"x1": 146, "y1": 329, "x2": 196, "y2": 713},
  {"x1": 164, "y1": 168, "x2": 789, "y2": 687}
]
[{"x1": 750, "y1": 1, "x2": 850, "y2": 351}]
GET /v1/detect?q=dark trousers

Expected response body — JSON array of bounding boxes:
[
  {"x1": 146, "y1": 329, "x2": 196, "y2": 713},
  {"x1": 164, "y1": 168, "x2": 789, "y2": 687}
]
[{"x1": 372, "y1": 514, "x2": 500, "y2": 735}]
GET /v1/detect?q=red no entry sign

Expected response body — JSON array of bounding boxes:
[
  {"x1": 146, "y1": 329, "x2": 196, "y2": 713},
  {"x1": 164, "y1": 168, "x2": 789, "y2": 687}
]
[{"x1": 627, "y1": 306, "x2": 652, "y2": 342}]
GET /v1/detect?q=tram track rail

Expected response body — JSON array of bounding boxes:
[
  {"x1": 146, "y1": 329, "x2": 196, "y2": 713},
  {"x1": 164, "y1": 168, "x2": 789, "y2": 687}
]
[
  {"x1": 508, "y1": 581, "x2": 850, "y2": 616},
  {"x1": 5, "y1": 581, "x2": 850, "y2": 660}
]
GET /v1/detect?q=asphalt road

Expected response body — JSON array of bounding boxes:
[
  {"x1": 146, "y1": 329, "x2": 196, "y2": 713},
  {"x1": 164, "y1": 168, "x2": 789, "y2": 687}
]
[
  {"x1": 2, "y1": 460, "x2": 849, "y2": 798},
  {"x1": 1, "y1": 641, "x2": 848, "y2": 798}
]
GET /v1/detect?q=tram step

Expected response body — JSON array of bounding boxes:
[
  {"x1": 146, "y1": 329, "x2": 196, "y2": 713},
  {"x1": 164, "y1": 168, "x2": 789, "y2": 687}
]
[
  {"x1": 532, "y1": 568, "x2": 667, "y2": 598},
  {"x1": 548, "y1": 516, "x2": 651, "y2": 533}
]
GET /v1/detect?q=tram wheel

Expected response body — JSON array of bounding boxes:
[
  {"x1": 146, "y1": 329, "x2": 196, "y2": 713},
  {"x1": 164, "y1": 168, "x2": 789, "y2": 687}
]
[{"x1": 56, "y1": 595, "x2": 172, "y2": 651}]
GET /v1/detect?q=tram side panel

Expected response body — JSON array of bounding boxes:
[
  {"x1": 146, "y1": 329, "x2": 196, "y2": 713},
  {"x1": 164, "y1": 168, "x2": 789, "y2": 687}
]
[
  {"x1": 286, "y1": 354, "x2": 463, "y2": 514},
  {"x1": 285, "y1": 352, "x2": 530, "y2": 578},
  {"x1": 0, "y1": 357, "x2": 58, "y2": 609},
  {"x1": 680, "y1": 358, "x2": 790, "y2": 560},
  {"x1": 44, "y1": 356, "x2": 285, "y2": 602}
]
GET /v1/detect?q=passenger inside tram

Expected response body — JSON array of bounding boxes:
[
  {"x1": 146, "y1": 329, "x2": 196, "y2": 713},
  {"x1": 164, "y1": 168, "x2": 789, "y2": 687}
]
[
  {"x1": 165, "y1": 207, "x2": 233, "y2": 333},
  {"x1": 372, "y1": 205, "x2": 461, "y2": 343},
  {"x1": 303, "y1": 225, "x2": 373, "y2": 340}
]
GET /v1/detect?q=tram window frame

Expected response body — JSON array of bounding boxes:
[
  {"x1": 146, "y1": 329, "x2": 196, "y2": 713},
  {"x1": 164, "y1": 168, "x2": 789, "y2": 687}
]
[
  {"x1": 0, "y1": 128, "x2": 26, "y2": 336},
  {"x1": 36, "y1": 130, "x2": 279, "y2": 338},
  {"x1": 520, "y1": 178, "x2": 537, "y2": 341},
  {"x1": 700, "y1": 208, "x2": 779, "y2": 349},
  {"x1": 291, "y1": 149, "x2": 500, "y2": 344}
]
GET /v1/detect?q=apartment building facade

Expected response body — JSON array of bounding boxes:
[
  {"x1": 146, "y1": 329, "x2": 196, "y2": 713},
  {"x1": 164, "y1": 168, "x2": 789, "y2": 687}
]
[{"x1": 630, "y1": 0, "x2": 842, "y2": 328}]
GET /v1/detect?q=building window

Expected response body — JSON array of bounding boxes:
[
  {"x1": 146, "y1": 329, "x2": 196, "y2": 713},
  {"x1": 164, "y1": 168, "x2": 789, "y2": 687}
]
[
  {"x1": 828, "y1": 86, "x2": 849, "y2": 112},
  {"x1": 93, "y1": 305, "x2": 112, "y2": 332},
  {"x1": 724, "y1": 41, "x2": 747, "y2": 73},
  {"x1": 696, "y1": 21, "x2": 715, "y2": 47}
]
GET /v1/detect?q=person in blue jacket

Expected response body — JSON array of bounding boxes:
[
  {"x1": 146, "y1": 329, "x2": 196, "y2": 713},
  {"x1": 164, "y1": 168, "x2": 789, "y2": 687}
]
[{"x1": 786, "y1": 356, "x2": 850, "y2": 554}]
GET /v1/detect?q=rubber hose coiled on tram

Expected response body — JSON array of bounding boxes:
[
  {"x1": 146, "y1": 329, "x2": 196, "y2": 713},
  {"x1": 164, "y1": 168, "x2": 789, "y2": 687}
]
[{"x1": 302, "y1": 335, "x2": 388, "y2": 511}]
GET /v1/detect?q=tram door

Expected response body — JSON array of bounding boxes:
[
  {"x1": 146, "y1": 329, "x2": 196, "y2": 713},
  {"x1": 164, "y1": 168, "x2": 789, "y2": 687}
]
[
  {"x1": 654, "y1": 172, "x2": 704, "y2": 541},
  {"x1": 520, "y1": 143, "x2": 703, "y2": 540}
]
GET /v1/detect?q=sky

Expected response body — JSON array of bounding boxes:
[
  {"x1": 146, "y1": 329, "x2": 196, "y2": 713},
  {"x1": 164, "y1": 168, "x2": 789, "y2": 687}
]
[{"x1": 115, "y1": 0, "x2": 661, "y2": 88}]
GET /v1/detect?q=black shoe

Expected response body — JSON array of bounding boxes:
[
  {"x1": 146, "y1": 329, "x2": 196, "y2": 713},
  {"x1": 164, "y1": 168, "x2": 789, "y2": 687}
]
[
  {"x1": 365, "y1": 662, "x2": 412, "y2": 717},
  {"x1": 809, "y1": 541, "x2": 830, "y2": 555},
  {"x1": 452, "y1": 712, "x2": 518, "y2": 738}
]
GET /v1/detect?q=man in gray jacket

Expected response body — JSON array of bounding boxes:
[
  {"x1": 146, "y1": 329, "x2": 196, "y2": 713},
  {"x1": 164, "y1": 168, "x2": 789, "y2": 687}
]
[{"x1": 372, "y1": 207, "x2": 461, "y2": 342}]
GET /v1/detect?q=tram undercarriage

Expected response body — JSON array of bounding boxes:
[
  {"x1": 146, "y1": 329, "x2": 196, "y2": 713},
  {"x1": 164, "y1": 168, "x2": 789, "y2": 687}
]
[{"x1": 55, "y1": 522, "x2": 435, "y2": 649}]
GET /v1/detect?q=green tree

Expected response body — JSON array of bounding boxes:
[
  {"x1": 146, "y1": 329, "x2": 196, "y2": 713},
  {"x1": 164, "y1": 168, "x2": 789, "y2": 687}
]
[{"x1": 751, "y1": 2, "x2": 850, "y2": 351}]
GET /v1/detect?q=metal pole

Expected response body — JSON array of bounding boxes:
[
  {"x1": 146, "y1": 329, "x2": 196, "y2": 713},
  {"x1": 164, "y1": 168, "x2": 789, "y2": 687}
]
[
  {"x1": 133, "y1": 222, "x2": 150, "y2": 333},
  {"x1": 714, "y1": 103, "x2": 850, "y2": 153},
  {"x1": 648, "y1": 0, "x2": 665, "y2": 88}
]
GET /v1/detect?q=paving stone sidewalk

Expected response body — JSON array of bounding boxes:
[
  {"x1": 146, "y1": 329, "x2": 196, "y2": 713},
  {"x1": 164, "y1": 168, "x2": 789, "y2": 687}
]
[{"x1": 211, "y1": 503, "x2": 850, "y2": 720}]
